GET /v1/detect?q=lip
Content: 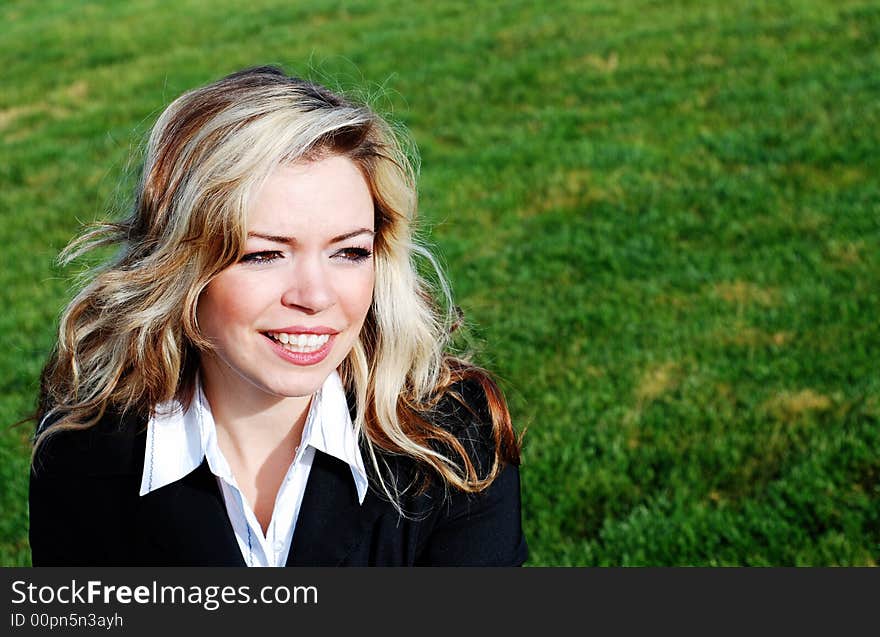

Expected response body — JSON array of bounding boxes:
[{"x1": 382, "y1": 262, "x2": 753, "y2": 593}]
[
  {"x1": 265, "y1": 325, "x2": 340, "y2": 335},
  {"x1": 263, "y1": 332, "x2": 336, "y2": 366}
]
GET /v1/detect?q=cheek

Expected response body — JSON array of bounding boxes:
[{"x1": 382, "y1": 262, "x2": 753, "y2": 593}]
[
  {"x1": 338, "y1": 268, "x2": 375, "y2": 324},
  {"x1": 196, "y1": 289, "x2": 219, "y2": 337},
  {"x1": 198, "y1": 274, "x2": 266, "y2": 336}
]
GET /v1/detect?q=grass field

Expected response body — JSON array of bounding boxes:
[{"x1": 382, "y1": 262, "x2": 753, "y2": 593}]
[{"x1": 1, "y1": 0, "x2": 878, "y2": 566}]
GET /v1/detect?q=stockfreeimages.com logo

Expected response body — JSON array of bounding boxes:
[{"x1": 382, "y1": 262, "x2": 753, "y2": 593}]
[{"x1": 11, "y1": 579, "x2": 318, "y2": 612}]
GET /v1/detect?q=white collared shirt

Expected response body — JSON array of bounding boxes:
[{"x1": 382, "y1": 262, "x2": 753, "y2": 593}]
[{"x1": 139, "y1": 370, "x2": 369, "y2": 567}]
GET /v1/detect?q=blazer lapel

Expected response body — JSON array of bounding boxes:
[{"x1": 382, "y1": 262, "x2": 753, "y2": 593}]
[
  {"x1": 286, "y1": 449, "x2": 385, "y2": 566},
  {"x1": 136, "y1": 460, "x2": 245, "y2": 566},
  {"x1": 133, "y1": 440, "x2": 388, "y2": 566}
]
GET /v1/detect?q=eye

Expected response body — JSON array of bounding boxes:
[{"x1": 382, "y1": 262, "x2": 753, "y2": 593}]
[
  {"x1": 240, "y1": 250, "x2": 283, "y2": 265},
  {"x1": 334, "y1": 247, "x2": 373, "y2": 263}
]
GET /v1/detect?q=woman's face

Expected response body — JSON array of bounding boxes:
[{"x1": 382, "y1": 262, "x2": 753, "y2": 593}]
[{"x1": 197, "y1": 154, "x2": 375, "y2": 402}]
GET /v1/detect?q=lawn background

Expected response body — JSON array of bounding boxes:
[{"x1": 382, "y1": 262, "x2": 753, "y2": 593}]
[{"x1": 1, "y1": 0, "x2": 878, "y2": 566}]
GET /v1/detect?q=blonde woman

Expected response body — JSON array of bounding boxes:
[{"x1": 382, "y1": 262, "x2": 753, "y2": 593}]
[{"x1": 29, "y1": 66, "x2": 527, "y2": 566}]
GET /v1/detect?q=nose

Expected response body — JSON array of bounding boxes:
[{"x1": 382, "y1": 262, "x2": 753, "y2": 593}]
[{"x1": 280, "y1": 255, "x2": 335, "y2": 314}]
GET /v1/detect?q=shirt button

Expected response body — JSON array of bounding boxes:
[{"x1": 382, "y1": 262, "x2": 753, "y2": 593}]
[{"x1": 274, "y1": 540, "x2": 284, "y2": 552}]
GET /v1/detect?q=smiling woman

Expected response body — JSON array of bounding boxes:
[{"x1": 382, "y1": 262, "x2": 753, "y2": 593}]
[
  {"x1": 28, "y1": 66, "x2": 526, "y2": 566},
  {"x1": 198, "y1": 158, "x2": 376, "y2": 408}
]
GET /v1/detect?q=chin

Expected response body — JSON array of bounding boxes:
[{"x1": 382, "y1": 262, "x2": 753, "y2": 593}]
[
  {"x1": 260, "y1": 366, "x2": 337, "y2": 399},
  {"x1": 262, "y1": 379, "x2": 326, "y2": 399}
]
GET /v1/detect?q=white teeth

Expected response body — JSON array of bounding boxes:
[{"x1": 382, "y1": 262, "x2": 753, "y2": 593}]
[{"x1": 267, "y1": 332, "x2": 330, "y2": 353}]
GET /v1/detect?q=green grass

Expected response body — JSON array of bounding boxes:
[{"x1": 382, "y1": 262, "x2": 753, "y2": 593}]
[{"x1": 2, "y1": 0, "x2": 878, "y2": 566}]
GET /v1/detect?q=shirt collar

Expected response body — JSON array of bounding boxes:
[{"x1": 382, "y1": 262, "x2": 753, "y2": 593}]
[{"x1": 139, "y1": 370, "x2": 368, "y2": 504}]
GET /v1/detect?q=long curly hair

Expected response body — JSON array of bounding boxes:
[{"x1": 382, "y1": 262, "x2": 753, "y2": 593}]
[{"x1": 35, "y1": 66, "x2": 520, "y2": 508}]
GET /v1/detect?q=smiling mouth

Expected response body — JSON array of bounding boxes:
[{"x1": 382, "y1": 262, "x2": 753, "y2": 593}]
[{"x1": 264, "y1": 331, "x2": 332, "y2": 353}]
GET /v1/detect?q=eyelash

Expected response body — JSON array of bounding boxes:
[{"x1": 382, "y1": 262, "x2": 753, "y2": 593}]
[
  {"x1": 239, "y1": 247, "x2": 373, "y2": 265},
  {"x1": 336, "y1": 247, "x2": 373, "y2": 262},
  {"x1": 239, "y1": 251, "x2": 283, "y2": 265}
]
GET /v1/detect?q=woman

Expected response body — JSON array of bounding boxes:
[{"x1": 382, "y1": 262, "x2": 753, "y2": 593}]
[{"x1": 29, "y1": 66, "x2": 527, "y2": 566}]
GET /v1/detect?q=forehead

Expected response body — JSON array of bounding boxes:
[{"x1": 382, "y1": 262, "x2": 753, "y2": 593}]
[{"x1": 248, "y1": 155, "x2": 374, "y2": 234}]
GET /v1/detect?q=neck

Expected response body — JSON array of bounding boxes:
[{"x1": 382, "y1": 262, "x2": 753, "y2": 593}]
[{"x1": 199, "y1": 365, "x2": 314, "y2": 468}]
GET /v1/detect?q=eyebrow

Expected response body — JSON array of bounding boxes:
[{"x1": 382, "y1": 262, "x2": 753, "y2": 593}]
[{"x1": 247, "y1": 228, "x2": 375, "y2": 244}]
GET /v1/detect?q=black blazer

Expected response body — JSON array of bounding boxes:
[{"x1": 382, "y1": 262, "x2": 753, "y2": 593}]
[{"x1": 29, "y1": 382, "x2": 528, "y2": 566}]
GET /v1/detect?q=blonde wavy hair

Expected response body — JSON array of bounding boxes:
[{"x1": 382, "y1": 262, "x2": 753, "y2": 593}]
[{"x1": 34, "y1": 66, "x2": 519, "y2": 506}]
